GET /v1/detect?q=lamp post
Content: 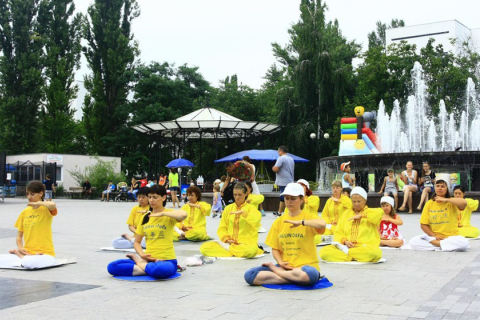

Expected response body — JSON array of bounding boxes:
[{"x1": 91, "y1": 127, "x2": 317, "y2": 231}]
[{"x1": 310, "y1": 132, "x2": 330, "y2": 184}]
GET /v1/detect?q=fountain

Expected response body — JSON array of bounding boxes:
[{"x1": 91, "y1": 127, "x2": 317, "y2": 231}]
[{"x1": 319, "y1": 62, "x2": 480, "y2": 193}]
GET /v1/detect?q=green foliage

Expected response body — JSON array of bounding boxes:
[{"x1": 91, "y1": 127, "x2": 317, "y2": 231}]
[
  {"x1": 0, "y1": 0, "x2": 44, "y2": 154},
  {"x1": 55, "y1": 183, "x2": 65, "y2": 196},
  {"x1": 82, "y1": 0, "x2": 140, "y2": 155},
  {"x1": 68, "y1": 157, "x2": 126, "y2": 191},
  {"x1": 37, "y1": 0, "x2": 83, "y2": 153}
]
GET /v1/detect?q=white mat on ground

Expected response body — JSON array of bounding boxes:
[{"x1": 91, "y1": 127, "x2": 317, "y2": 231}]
[
  {"x1": 0, "y1": 257, "x2": 77, "y2": 270},
  {"x1": 321, "y1": 258, "x2": 386, "y2": 265},
  {"x1": 316, "y1": 242, "x2": 331, "y2": 247},
  {"x1": 205, "y1": 254, "x2": 265, "y2": 260},
  {"x1": 100, "y1": 247, "x2": 136, "y2": 252}
]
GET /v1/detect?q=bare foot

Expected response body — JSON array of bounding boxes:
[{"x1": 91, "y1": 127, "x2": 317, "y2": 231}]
[
  {"x1": 121, "y1": 233, "x2": 132, "y2": 241},
  {"x1": 408, "y1": 211, "x2": 413, "y2": 214},
  {"x1": 9, "y1": 248, "x2": 26, "y2": 258},
  {"x1": 416, "y1": 206, "x2": 422, "y2": 211},
  {"x1": 262, "y1": 261, "x2": 275, "y2": 270},
  {"x1": 398, "y1": 207, "x2": 406, "y2": 211},
  {"x1": 126, "y1": 253, "x2": 139, "y2": 263}
]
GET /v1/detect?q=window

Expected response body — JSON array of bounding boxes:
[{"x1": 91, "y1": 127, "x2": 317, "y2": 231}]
[{"x1": 56, "y1": 167, "x2": 63, "y2": 182}]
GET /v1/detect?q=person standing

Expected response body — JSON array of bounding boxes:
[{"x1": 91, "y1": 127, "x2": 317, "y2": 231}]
[
  {"x1": 272, "y1": 146, "x2": 294, "y2": 217},
  {"x1": 43, "y1": 174, "x2": 56, "y2": 201}
]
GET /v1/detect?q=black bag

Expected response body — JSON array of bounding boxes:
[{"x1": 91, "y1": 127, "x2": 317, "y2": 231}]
[{"x1": 222, "y1": 180, "x2": 236, "y2": 206}]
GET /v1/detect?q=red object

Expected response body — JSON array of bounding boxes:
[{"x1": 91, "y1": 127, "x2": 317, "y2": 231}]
[
  {"x1": 340, "y1": 118, "x2": 357, "y2": 124},
  {"x1": 140, "y1": 179, "x2": 148, "y2": 187},
  {"x1": 380, "y1": 216, "x2": 402, "y2": 239},
  {"x1": 362, "y1": 128, "x2": 377, "y2": 146}
]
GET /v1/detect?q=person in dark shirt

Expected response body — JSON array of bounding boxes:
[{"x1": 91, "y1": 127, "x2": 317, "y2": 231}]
[
  {"x1": 82, "y1": 180, "x2": 92, "y2": 198},
  {"x1": 43, "y1": 174, "x2": 56, "y2": 200}
]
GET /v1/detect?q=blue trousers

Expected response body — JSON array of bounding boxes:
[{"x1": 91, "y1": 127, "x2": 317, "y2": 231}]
[
  {"x1": 107, "y1": 259, "x2": 177, "y2": 279},
  {"x1": 244, "y1": 264, "x2": 320, "y2": 285}
]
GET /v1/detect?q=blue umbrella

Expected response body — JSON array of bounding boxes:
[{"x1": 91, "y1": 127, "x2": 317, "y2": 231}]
[
  {"x1": 5, "y1": 164, "x2": 16, "y2": 171},
  {"x1": 166, "y1": 158, "x2": 196, "y2": 168},
  {"x1": 214, "y1": 149, "x2": 309, "y2": 163}
]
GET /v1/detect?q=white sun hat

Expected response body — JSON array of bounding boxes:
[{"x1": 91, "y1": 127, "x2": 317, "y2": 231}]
[
  {"x1": 280, "y1": 183, "x2": 305, "y2": 197},
  {"x1": 350, "y1": 187, "x2": 367, "y2": 200},
  {"x1": 296, "y1": 179, "x2": 310, "y2": 190},
  {"x1": 380, "y1": 196, "x2": 395, "y2": 208}
]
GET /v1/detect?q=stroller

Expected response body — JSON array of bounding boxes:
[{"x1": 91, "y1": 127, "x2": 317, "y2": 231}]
[
  {"x1": 115, "y1": 182, "x2": 129, "y2": 202},
  {"x1": 222, "y1": 180, "x2": 237, "y2": 207}
]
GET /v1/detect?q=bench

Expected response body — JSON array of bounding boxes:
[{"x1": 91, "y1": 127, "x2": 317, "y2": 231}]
[{"x1": 68, "y1": 187, "x2": 96, "y2": 199}]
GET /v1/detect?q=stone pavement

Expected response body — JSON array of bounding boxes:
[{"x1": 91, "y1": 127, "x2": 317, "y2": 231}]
[{"x1": 1, "y1": 198, "x2": 480, "y2": 319}]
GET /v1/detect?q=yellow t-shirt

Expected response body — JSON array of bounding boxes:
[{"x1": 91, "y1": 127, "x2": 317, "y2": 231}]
[
  {"x1": 266, "y1": 210, "x2": 322, "y2": 271},
  {"x1": 247, "y1": 194, "x2": 264, "y2": 208},
  {"x1": 136, "y1": 209, "x2": 177, "y2": 260},
  {"x1": 126, "y1": 205, "x2": 150, "y2": 229},
  {"x1": 458, "y1": 198, "x2": 479, "y2": 228},
  {"x1": 218, "y1": 202, "x2": 260, "y2": 245},
  {"x1": 14, "y1": 206, "x2": 57, "y2": 256},
  {"x1": 284, "y1": 195, "x2": 320, "y2": 216},
  {"x1": 334, "y1": 206, "x2": 383, "y2": 247},
  {"x1": 420, "y1": 200, "x2": 461, "y2": 238},
  {"x1": 179, "y1": 201, "x2": 211, "y2": 229},
  {"x1": 321, "y1": 195, "x2": 352, "y2": 225}
]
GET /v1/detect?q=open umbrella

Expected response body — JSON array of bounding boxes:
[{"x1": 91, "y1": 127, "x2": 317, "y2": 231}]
[
  {"x1": 214, "y1": 149, "x2": 309, "y2": 163},
  {"x1": 166, "y1": 158, "x2": 196, "y2": 168}
]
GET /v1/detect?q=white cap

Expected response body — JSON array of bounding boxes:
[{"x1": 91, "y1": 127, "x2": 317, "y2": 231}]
[
  {"x1": 296, "y1": 179, "x2": 309, "y2": 190},
  {"x1": 380, "y1": 196, "x2": 395, "y2": 208},
  {"x1": 214, "y1": 179, "x2": 221, "y2": 184},
  {"x1": 280, "y1": 183, "x2": 305, "y2": 197},
  {"x1": 350, "y1": 187, "x2": 367, "y2": 200}
]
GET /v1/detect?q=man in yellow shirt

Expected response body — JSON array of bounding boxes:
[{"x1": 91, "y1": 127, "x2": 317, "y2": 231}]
[
  {"x1": 319, "y1": 187, "x2": 383, "y2": 262},
  {"x1": 409, "y1": 180, "x2": 469, "y2": 251}
]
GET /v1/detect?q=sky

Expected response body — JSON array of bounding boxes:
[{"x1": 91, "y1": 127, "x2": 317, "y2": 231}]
[{"x1": 73, "y1": 0, "x2": 480, "y2": 116}]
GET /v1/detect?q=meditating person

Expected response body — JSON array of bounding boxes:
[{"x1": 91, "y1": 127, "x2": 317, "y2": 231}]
[
  {"x1": 319, "y1": 187, "x2": 383, "y2": 262},
  {"x1": 409, "y1": 180, "x2": 469, "y2": 251},
  {"x1": 399, "y1": 161, "x2": 418, "y2": 213},
  {"x1": 244, "y1": 183, "x2": 325, "y2": 286},
  {"x1": 417, "y1": 161, "x2": 436, "y2": 210},
  {"x1": 454, "y1": 186, "x2": 479, "y2": 238},
  {"x1": 107, "y1": 185, "x2": 187, "y2": 279},
  {"x1": 6, "y1": 181, "x2": 58, "y2": 269},
  {"x1": 320, "y1": 180, "x2": 352, "y2": 240},
  {"x1": 200, "y1": 182, "x2": 263, "y2": 258},
  {"x1": 175, "y1": 186, "x2": 211, "y2": 241},
  {"x1": 379, "y1": 196, "x2": 405, "y2": 248},
  {"x1": 111, "y1": 187, "x2": 150, "y2": 249}
]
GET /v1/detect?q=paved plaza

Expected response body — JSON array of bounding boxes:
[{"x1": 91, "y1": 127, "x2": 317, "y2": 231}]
[{"x1": 1, "y1": 198, "x2": 480, "y2": 319}]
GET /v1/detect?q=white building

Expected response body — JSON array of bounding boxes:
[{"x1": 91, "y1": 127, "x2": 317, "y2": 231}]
[
  {"x1": 386, "y1": 20, "x2": 480, "y2": 54},
  {"x1": 6, "y1": 153, "x2": 121, "y2": 190}
]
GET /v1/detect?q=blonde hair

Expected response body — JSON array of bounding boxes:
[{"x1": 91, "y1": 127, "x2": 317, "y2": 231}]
[
  {"x1": 331, "y1": 179, "x2": 342, "y2": 188},
  {"x1": 213, "y1": 185, "x2": 220, "y2": 192}
]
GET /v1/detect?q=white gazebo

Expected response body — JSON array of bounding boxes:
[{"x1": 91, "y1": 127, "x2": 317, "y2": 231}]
[{"x1": 131, "y1": 108, "x2": 281, "y2": 176}]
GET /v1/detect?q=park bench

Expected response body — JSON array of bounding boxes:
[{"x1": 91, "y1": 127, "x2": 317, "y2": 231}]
[{"x1": 68, "y1": 187, "x2": 97, "y2": 199}]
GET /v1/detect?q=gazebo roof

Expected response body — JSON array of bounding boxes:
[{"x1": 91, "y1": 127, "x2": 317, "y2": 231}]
[{"x1": 131, "y1": 107, "x2": 280, "y2": 139}]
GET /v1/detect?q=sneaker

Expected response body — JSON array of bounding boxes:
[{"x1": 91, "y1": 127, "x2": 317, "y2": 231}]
[{"x1": 260, "y1": 210, "x2": 266, "y2": 217}]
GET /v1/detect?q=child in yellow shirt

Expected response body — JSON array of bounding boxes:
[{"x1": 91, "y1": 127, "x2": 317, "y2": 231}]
[
  {"x1": 409, "y1": 180, "x2": 469, "y2": 251},
  {"x1": 176, "y1": 186, "x2": 211, "y2": 241},
  {"x1": 4, "y1": 181, "x2": 58, "y2": 269},
  {"x1": 112, "y1": 187, "x2": 150, "y2": 249},
  {"x1": 245, "y1": 183, "x2": 326, "y2": 286}
]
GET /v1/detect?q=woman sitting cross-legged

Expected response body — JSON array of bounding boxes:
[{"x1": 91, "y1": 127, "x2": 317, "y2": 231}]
[
  {"x1": 409, "y1": 180, "x2": 469, "y2": 251},
  {"x1": 107, "y1": 185, "x2": 187, "y2": 279},
  {"x1": 200, "y1": 182, "x2": 263, "y2": 258},
  {"x1": 454, "y1": 186, "x2": 480, "y2": 238},
  {"x1": 319, "y1": 187, "x2": 383, "y2": 262},
  {"x1": 244, "y1": 183, "x2": 326, "y2": 286}
]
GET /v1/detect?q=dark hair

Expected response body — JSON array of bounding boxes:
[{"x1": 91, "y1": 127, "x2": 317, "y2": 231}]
[
  {"x1": 225, "y1": 162, "x2": 234, "y2": 168},
  {"x1": 170, "y1": 168, "x2": 177, "y2": 174},
  {"x1": 233, "y1": 182, "x2": 247, "y2": 194},
  {"x1": 142, "y1": 185, "x2": 167, "y2": 225},
  {"x1": 278, "y1": 145, "x2": 288, "y2": 153},
  {"x1": 453, "y1": 185, "x2": 466, "y2": 197},
  {"x1": 243, "y1": 156, "x2": 252, "y2": 163},
  {"x1": 342, "y1": 187, "x2": 352, "y2": 196},
  {"x1": 45, "y1": 174, "x2": 51, "y2": 179},
  {"x1": 187, "y1": 185, "x2": 201, "y2": 200},
  {"x1": 220, "y1": 175, "x2": 226, "y2": 182},
  {"x1": 245, "y1": 181, "x2": 253, "y2": 192},
  {"x1": 137, "y1": 187, "x2": 150, "y2": 197},
  {"x1": 27, "y1": 180, "x2": 45, "y2": 200},
  {"x1": 432, "y1": 180, "x2": 450, "y2": 199},
  {"x1": 421, "y1": 161, "x2": 431, "y2": 178}
]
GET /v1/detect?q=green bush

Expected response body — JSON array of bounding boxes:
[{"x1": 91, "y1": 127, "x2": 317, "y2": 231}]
[
  {"x1": 68, "y1": 157, "x2": 126, "y2": 193},
  {"x1": 55, "y1": 184, "x2": 65, "y2": 197}
]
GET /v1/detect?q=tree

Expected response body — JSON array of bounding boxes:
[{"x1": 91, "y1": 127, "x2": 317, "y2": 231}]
[
  {"x1": 82, "y1": 0, "x2": 140, "y2": 155},
  {"x1": 0, "y1": 0, "x2": 44, "y2": 154},
  {"x1": 367, "y1": 19, "x2": 405, "y2": 49},
  {"x1": 37, "y1": 0, "x2": 83, "y2": 153}
]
